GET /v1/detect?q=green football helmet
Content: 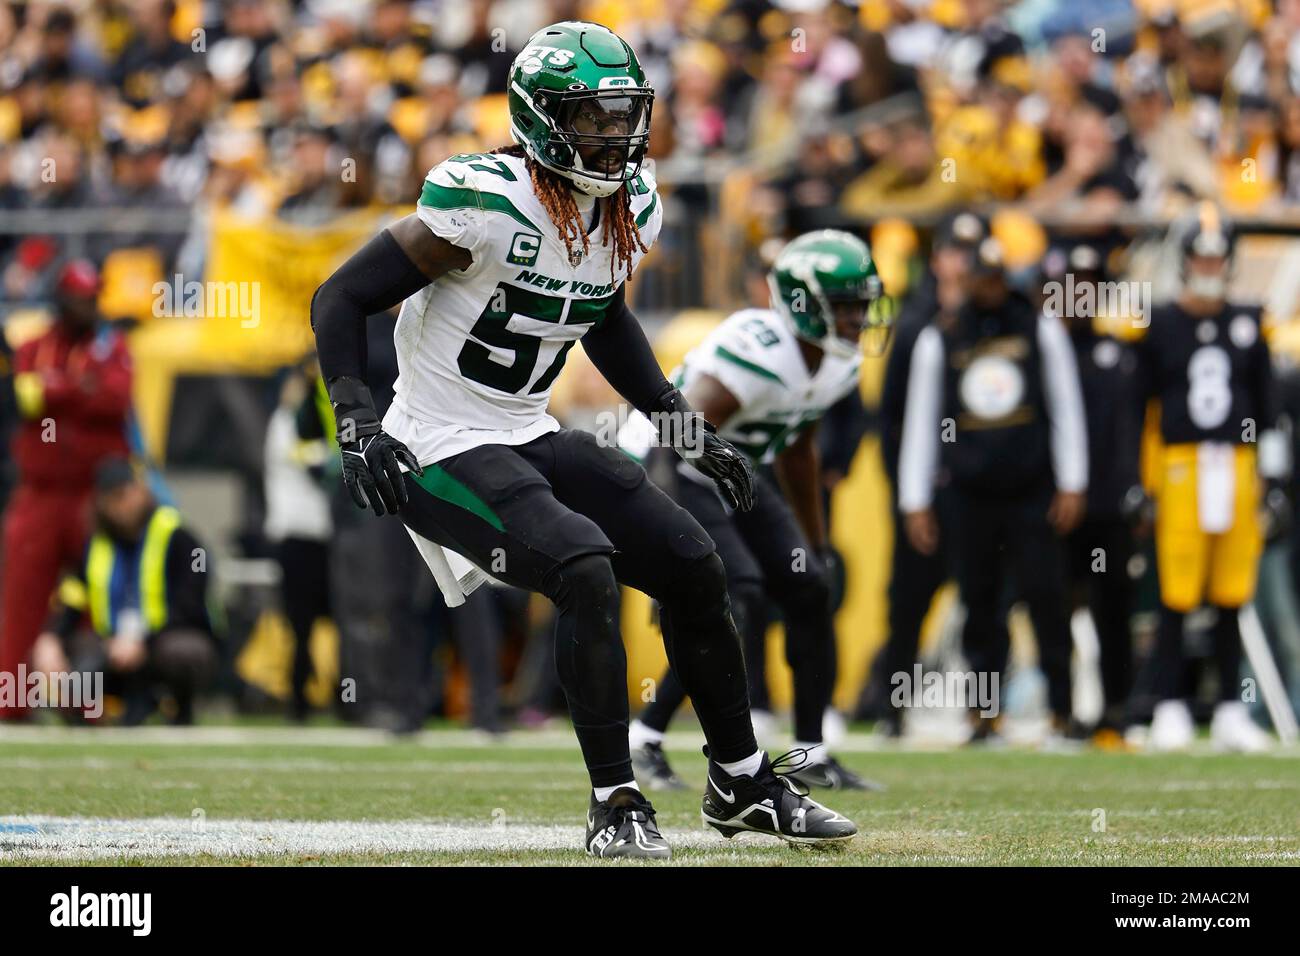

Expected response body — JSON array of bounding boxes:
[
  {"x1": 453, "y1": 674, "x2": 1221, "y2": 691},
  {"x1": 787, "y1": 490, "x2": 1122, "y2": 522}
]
[
  {"x1": 507, "y1": 21, "x2": 654, "y2": 198},
  {"x1": 769, "y1": 230, "x2": 889, "y2": 359}
]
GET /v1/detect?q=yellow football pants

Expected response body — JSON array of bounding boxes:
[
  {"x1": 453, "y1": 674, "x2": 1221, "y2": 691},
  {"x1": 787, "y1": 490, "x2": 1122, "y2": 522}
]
[{"x1": 1154, "y1": 443, "x2": 1262, "y2": 613}]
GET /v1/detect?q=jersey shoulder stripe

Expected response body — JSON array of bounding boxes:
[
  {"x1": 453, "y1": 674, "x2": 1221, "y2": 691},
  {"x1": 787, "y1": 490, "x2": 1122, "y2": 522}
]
[
  {"x1": 419, "y1": 180, "x2": 542, "y2": 234},
  {"x1": 635, "y1": 194, "x2": 657, "y2": 228},
  {"x1": 715, "y1": 344, "x2": 785, "y2": 384},
  {"x1": 420, "y1": 154, "x2": 541, "y2": 231},
  {"x1": 711, "y1": 309, "x2": 791, "y2": 385},
  {"x1": 416, "y1": 153, "x2": 543, "y2": 261},
  {"x1": 680, "y1": 309, "x2": 791, "y2": 410}
]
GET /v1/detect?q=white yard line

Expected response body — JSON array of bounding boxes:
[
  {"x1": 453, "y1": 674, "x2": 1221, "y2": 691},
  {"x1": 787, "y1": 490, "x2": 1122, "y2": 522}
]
[
  {"x1": 0, "y1": 815, "x2": 726, "y2": 861},
  {"x1": 2, "y1": 815, "x2": 1293, "y2": 863},
  {"x1": 0, "y1": 756, "x2": 587, "y2": 774}
]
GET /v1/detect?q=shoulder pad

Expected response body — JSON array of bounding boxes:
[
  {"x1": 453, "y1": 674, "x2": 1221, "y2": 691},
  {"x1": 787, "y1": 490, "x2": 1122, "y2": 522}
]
[{"x1": 419, "y1": 153, "x2": 544, "y2": 246}]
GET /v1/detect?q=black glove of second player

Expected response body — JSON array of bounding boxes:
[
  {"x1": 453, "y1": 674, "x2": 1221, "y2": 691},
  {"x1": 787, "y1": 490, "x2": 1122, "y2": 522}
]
[
  {"x1": 656, "y1": 386, "x2": 755, "y2": 511},
  {"x1": 329, "y1": 376, "x2": 423, "y2": 516}
]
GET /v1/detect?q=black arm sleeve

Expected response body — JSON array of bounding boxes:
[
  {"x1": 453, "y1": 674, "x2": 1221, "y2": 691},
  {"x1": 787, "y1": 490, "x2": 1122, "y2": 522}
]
[
  {"x1": 580, "y1": 285, "x2": 675, "y2": 416},
  {"x1": 310, "y1": 229, "x2": 432, "y2": 383}
]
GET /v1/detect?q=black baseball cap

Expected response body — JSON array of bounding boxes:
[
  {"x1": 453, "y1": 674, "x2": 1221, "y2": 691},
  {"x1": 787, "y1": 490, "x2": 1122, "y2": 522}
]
[
  {"x1": 934, "y1": 211, "x2": 988, "y2": 251},
  {"x1": 94, "y1": 457, "x2": 139, "y2": 494}
]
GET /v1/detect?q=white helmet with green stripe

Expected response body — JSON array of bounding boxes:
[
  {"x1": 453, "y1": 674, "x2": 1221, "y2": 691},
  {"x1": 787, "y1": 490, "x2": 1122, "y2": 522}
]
[
  {"x1": 507, "y1": 21, "x2": 654, "y2": 198},
  {"x1": 769, "y1": 230, "x2": 887, "y2": 359}
]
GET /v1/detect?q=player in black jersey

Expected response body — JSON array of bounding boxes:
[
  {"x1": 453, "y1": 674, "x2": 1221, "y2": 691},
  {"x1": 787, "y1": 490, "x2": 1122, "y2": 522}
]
[{"x1": 1131, "y1": 203, "x2": 1285, "y2": 751}]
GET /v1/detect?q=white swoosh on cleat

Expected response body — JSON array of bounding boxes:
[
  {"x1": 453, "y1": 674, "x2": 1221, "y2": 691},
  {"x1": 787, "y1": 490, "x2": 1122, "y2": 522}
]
[{"x1": 708, "y1": 773, "x2": 736, "y2": 803}]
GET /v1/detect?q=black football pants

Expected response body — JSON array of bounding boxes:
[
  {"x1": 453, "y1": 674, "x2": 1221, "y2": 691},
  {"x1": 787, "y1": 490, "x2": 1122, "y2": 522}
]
[
  {"x1": 1064, "y1": 516, "x2": 1136, "y2": 727},
  {"x1": 952, "y1": 485, "x2": 1072, "y2": 720},
  {"x1": 638, "y1": 468, "x2": 836, "y2": 744},
  {"x1": 397, "y1": 428, "x2": 757, "y2": 788}
]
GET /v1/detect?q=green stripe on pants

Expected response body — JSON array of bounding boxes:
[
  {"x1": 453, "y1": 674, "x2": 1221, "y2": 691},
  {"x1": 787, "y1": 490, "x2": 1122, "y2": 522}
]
[{"x1": 410, "y1": 465, "x2": 505, "y2": 532}]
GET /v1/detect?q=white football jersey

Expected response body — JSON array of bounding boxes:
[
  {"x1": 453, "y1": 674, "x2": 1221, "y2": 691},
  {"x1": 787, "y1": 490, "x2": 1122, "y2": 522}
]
[
  {"x1": 620, "y1": 308, "x2": 862, "y2": 466},
  {"x1": 383, "y1": 151, "x2": 663, "y2": 464}
]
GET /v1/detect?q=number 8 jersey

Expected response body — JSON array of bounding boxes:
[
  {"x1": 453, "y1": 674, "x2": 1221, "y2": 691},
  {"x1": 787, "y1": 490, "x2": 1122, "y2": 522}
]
[
  {"x1": 383, "y1": 151, "x2": 663, "y2": 465},
  {"x1": 1134, "y1": 302, "x2": 1276, "y2": 445}
]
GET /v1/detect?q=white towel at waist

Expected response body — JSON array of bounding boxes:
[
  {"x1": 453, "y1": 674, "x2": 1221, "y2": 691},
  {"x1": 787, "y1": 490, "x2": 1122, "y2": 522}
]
[
  {"x1": 404, "y1": 528, "x2": 490, "y2": 607},
  {"x1": 1196, "y1": 442, "x2": 1235, "y2": 534}
]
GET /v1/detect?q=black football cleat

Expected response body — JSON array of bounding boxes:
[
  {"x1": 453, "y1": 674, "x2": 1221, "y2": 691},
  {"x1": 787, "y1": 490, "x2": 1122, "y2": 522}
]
[
  {"x1": 585, "y1": 787, "x2": 672, "y2": 859},
  {"x1": 701, "y1": 749, "x2": 857, "y2": 846},
  {"x1": 631, "y1": 741, "x2": 689, "y2": 791},
  {"x1": 788, "y1": 754, "x2": 885, "y2": 792}
]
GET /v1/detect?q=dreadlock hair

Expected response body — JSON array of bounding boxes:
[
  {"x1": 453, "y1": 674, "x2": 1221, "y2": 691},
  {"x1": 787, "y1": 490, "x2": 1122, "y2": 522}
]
[{"x1": 490, "y1": 144, "x2": 647, "y2": 279}]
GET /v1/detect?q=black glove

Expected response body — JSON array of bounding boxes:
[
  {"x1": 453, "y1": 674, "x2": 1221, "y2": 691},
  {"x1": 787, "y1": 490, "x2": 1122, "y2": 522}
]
[
  {"x1": 1262, "y1": 479, "x2": 1292, "y2": 543},
  {"x1": 656, "y1": 386, "x2": 755, "y2": 511},
  {"x1": 329, "y1": 376, "x2": 423, "y2": 516}
]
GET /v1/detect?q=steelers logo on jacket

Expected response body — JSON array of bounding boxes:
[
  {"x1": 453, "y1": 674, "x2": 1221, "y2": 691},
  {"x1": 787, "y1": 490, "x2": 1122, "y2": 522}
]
[{"x1": 956, "y1": 348, "x2": 1024, "y2": 424}]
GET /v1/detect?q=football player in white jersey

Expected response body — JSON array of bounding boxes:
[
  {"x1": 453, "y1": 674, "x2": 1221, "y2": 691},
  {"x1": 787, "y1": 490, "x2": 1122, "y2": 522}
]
[
  {"x1": 310, "y1": 22, "x2": 856, "y2": 858},
  {"x1": 623, "y1": 231, "x2": 892, "y2": 791}
]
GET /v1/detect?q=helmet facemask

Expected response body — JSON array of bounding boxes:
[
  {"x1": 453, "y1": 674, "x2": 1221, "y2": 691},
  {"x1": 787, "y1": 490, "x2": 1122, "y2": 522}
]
[
  {"x1": 821, "y1": 278, "x2": 892, "y2": 359},
  {"x1": 518, "y1": 86, "x2": 653, "y2": 197}
]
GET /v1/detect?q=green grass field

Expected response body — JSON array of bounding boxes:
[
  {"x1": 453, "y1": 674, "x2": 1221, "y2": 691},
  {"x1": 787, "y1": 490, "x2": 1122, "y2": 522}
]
[{"x1": 1, "y1": 726, "x2": 1297, "y2": 866}]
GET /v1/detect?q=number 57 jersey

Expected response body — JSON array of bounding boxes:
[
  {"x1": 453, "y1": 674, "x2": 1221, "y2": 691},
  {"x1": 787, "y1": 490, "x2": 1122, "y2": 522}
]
[{"x1": 383, "y1": 151, "x2": 663, "y2": 466}]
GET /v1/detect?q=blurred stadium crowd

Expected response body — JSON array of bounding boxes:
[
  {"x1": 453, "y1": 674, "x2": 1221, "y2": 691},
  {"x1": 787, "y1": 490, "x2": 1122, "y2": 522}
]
[{"x1": 2, "y1": 0, "x2": 1300, "y2": 737}]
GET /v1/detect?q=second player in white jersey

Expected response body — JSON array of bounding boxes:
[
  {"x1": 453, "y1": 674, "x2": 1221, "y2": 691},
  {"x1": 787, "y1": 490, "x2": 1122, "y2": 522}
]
[
  {"x1": 626, "y1": 229, "x2": 892, "y2": 794},
  {"x1": 677, "y1": 308, "x2": 862, "y2": 464},
  {"x1": 620, "y1": 306, "x2": 862, "y2": 467},
  {"x1": 386, "y1": 151, "x2": 663, "y2": 465}
]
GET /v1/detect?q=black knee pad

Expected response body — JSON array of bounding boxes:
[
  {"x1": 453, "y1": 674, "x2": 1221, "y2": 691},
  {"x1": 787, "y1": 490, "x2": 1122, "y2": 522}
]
[
  {"x1": 662, "y1": 550, "x2": 730, "y2": 621},
  {"x1": 546, "y1": 552, "x2": 619, "y2": 612}
]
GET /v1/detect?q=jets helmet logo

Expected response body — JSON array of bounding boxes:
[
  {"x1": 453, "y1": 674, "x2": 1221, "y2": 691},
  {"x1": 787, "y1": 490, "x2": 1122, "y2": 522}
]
[{"x1": 514, "y1": 45, "x2": 575, "y2": 75}]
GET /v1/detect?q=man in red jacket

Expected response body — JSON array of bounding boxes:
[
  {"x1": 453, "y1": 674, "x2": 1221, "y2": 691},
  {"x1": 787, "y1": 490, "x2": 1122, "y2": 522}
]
[{"x1": 0, "y1": 260, "x2": 132, "y2": 719}]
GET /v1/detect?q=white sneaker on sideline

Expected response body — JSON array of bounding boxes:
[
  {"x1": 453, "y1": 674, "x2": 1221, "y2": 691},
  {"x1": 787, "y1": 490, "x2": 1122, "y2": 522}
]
[
  {"x1": 1210, "y1": 701, "x2": 1271, "y2": 753},
  {"x1": 822, "y1": 707, "x2": 848, "y2": 748},
  {"x1": 1149, "y1": 700, "x2": 1195, "y2": 751}
]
